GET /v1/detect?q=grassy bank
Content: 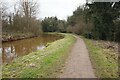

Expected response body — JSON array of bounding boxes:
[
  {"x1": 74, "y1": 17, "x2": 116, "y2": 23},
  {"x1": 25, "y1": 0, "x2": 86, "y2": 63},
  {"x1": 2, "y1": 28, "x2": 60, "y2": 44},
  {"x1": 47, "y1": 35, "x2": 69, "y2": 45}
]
[
  {"x1": 2, "y1": 33, "x2": 76, "y2": 78},
  {"x1": 82, "y1": 37, "x2": 118, "y2": 78}
]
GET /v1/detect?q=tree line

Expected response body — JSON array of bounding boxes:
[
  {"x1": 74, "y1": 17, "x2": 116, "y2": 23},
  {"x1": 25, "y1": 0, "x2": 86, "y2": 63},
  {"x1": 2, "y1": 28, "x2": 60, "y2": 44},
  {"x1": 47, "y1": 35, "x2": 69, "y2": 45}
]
[
  {"x1": 2, "y1": 1, "x2": 120, "y2": 42},
  {"x1": 41, "y1": 17, "x2": 67, "y2": 33},
  {"x1": 66, "y1": 2, "x2": 120, "y2": 42},
  {"x1": 40, "y1": 1, "x2": 120, "y2": 42},
  {"x1": 2, "y1": 0, "x2": 42, "y2": 36}
]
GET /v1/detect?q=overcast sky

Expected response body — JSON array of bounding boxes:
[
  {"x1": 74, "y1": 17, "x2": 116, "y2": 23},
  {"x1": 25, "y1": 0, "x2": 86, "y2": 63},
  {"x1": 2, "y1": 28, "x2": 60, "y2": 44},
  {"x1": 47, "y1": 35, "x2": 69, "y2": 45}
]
[
  {"x1": 3, "y1": 0, "x2": 86, "y2": 20},
  {"x1": 39, "y1": 0, "x2": 86, "y2": 20}
]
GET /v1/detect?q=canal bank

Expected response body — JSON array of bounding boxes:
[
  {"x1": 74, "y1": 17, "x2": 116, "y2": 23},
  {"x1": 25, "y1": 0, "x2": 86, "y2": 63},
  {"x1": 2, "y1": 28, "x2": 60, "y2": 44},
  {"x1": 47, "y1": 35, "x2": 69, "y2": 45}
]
[
  {"x1": 2, "y1": 32, "x2": 38, "y2": 42},
  {"x1": 2, "y1": 33, "x2": 76, "y2": 78},
  {"x1": 2, "y1": 33, "x2": 63, "y2": 63}
]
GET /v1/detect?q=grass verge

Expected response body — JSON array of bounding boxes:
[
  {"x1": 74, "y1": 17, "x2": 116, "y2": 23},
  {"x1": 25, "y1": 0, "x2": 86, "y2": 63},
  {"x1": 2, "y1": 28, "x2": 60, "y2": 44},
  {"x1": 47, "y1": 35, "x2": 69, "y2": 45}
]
[
  {"x1": 82, "y1": 37, "x2": 118, "y2": 78},
  {"x1": 2, "y1": 33, "x2": 76, "y2": 78}
]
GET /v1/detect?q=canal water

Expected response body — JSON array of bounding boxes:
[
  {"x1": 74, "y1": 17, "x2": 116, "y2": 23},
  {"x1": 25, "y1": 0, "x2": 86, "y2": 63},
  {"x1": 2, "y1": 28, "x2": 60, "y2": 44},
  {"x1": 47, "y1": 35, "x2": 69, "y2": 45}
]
[{"x1": 1, "y1": 34, "x2": 63, "y2": 63}]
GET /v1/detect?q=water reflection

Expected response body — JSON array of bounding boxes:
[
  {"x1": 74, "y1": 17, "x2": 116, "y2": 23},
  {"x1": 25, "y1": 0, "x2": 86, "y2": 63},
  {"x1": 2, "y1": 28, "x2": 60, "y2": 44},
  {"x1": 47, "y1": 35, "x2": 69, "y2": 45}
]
[
  {"x1": 2, "y1": 34, "x2": 63, "y2": 63},
  {"x1": 2, "y1": 46, "x2": 17, "y2": 63},
  {"x1": 0, "y1": 48, "x2": 2, "y2": 65}
]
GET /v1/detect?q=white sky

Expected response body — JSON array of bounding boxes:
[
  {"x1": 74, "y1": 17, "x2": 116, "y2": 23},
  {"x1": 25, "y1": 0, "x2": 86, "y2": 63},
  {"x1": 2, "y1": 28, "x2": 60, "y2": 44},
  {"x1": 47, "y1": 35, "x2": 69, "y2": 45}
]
[
  {"x1": 2, "y1": 0, "x2": 86, "y2": 20},
  {"x1": 39, "y1": 0, "x2": 86, "y2": 20}
]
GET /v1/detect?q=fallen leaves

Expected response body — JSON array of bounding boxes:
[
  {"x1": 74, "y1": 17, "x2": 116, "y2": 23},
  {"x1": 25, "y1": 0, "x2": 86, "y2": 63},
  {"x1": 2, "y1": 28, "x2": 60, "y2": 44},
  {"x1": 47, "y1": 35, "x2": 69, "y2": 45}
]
[{"x1": 29, "y1": 63, "x2": 37, "y2": 68}]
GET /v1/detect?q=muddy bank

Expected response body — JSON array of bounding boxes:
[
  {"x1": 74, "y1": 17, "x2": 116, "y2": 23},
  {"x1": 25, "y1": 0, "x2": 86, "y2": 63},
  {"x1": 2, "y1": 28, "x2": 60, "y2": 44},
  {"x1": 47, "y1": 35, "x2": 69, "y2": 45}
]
[
  {"x1": 2, "y1": 33, "x2": 38, "y2": 42},
  {"x1": 2, "y1": 32, "x2": 64, "y2": 42},
  {"x1": 2, "y1": 35, "x2": 38, "y2": 42}
]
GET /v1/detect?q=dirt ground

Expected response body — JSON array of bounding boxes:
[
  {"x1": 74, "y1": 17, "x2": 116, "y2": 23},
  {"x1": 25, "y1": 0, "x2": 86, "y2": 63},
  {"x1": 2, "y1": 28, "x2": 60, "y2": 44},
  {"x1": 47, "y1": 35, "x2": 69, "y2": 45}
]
[{"x1": 58, "y1": 36, "x2": 96, "y2": 78}]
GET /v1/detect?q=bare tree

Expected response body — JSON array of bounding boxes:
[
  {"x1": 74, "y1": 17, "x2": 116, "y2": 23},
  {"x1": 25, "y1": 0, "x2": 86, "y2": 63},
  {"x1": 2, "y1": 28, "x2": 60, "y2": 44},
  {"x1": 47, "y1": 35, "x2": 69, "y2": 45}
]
[
  {"x1": 19, "y1": 0, "x2": 39, "y2": 28},
  {"x1": 21, "y1": 0, "x2": 38, "y2": 17},
  {"x1": 2, "y1": 0, "x2": 41, "y2": 35},
  {"x1": 1, "y1": 2, "x2": 9, "y2": 32}
]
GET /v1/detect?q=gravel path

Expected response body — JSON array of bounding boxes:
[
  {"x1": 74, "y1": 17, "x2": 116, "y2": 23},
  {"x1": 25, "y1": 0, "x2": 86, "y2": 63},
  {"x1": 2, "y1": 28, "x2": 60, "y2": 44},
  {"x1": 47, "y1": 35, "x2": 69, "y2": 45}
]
[{"x1": 59, "y1": 35, "x2": 96, "y2": 78}]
